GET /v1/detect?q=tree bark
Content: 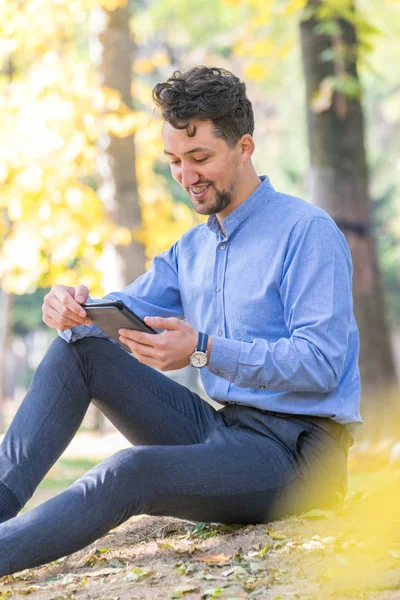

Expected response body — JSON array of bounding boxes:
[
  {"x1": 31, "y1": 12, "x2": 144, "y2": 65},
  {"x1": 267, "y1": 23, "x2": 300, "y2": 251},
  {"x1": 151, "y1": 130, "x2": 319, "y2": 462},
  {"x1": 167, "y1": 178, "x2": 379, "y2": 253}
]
[
  {"x1": 89, "y1": 2, "x2": 145, "y2": 432},
  {"x1": 91, "y1": 2, "x2": 146, "y2": 291},
  {"x1": 300, "y1": 0, "x2": 398, "y2": 434}
]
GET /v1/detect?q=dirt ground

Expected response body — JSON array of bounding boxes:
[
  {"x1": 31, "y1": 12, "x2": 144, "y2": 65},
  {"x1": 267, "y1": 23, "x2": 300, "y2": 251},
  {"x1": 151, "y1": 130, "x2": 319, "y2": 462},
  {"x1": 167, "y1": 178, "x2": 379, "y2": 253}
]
[{"x1": 1, "y1": 479, "x2": 400, "y2": 600}]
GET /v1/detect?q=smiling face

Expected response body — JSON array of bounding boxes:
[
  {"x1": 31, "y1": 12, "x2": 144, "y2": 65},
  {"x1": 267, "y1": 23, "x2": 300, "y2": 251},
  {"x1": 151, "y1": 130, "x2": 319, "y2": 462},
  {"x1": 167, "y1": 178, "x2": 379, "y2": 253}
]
[{"x1": 163, "y1": 119, "x2": 256, "y2": 221}]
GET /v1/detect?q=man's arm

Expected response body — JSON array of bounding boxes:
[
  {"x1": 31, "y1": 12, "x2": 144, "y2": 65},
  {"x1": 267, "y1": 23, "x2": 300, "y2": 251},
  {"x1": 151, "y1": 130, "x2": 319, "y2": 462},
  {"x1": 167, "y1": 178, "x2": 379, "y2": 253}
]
[
  {"x1": 57, "y1": 242, "x2": 183, "y2": 344},
  {"x1": 207, "y1": 217, "x2": 354, "y2": 392}
]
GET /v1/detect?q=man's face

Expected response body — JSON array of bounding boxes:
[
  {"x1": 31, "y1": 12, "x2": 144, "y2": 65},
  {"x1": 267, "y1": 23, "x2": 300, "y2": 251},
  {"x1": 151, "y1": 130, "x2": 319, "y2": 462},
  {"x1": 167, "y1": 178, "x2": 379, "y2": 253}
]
[{"x1": 162, "y1": 119, "x2": 242, "y2": 217}]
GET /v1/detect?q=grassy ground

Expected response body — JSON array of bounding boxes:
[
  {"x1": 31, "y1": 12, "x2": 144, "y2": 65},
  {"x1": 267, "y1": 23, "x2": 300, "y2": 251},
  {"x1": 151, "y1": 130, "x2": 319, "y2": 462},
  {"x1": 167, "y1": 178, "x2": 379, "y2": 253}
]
[{"x1": 2, "y1": 446, "x2": 399, "y2": 600}]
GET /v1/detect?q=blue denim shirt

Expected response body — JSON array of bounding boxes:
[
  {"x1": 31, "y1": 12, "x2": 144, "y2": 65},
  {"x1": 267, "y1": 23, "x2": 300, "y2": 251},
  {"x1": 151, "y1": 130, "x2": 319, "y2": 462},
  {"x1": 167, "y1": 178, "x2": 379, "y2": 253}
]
[{"x1": 59, "y1": 176, "x2": 362, "y2": 434}]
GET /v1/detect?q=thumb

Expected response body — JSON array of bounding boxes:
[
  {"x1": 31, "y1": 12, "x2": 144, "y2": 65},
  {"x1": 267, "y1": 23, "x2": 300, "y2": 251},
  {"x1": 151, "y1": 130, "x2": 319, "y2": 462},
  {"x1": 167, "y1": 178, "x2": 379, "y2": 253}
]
[{"x1": 74, "y1": 285, "x2": 89, "y2": 304}]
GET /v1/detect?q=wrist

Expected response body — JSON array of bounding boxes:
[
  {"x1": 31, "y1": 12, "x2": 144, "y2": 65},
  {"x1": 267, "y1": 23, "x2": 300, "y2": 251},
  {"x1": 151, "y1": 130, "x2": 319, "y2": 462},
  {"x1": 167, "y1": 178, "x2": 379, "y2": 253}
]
[
  {"x1": 189, "y1": 331, "x2": 209, "y2": 368},
  {"x1": 206, "y1": 336, "x2": 212, "y2": 365}
]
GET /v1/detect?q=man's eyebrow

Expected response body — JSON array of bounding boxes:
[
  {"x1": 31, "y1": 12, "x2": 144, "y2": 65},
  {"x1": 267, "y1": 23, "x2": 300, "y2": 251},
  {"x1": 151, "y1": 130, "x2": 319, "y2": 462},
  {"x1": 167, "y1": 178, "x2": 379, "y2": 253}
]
[{"x1": 164, "y1": 147, "x2": 212, "y2": 156}]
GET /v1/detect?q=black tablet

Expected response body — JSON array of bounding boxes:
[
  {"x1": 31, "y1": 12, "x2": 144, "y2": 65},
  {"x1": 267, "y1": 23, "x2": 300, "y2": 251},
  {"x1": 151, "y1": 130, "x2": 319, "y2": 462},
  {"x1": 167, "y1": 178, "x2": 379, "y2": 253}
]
[{"x1": 81, "y1": 300, "x2": 157, "y2": 352}]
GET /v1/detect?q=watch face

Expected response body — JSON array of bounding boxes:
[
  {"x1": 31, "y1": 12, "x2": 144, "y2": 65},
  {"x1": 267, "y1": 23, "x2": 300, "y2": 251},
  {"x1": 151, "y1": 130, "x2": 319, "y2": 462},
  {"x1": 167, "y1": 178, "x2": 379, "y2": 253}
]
[{"x1": 190, "y1": 351, "x2": 207, "y2": 368}]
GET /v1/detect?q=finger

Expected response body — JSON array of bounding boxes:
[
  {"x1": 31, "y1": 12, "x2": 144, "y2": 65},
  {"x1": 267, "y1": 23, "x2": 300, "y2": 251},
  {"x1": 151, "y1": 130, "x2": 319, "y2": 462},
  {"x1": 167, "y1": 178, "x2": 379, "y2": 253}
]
[
  {"x1": 45, "y1": 296, "x2": 88, "y2": 326},
  {"x1": 119, "y1": 337, "x2": 158, "y2": 359},
  {"x1": 42, "y1": 305, "x2": 89, "y2": 329},
  {"x1": 51, "y1": 287, "x2": 88, "y2": 319},
  {"x1": 118, "y1": 329, "x2": 158, "y2": 346},
  {"x1": 143, "y1": 316, "x2": 180, "y2": 330},
  {"x1": 74, "y1": 285, "x2": 89, "y2": 304}
]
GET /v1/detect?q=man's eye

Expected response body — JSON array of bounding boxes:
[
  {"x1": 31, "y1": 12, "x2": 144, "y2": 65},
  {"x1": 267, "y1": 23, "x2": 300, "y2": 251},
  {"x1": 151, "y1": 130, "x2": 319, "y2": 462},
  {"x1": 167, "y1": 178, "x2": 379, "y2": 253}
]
[
  {"x1": 170, "y1": 160, "x2": 181, "y2": 165},
  {"x1": 193, "y1": 157, "x2": 208, "y2": 163}
]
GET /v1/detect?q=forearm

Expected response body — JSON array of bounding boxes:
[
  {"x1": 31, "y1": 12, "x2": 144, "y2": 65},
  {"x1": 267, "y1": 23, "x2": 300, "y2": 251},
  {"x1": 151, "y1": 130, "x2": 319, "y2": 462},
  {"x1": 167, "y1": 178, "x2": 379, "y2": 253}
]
[{"x1": 208, "y1": 334, "x2": 345, "y2": 393}]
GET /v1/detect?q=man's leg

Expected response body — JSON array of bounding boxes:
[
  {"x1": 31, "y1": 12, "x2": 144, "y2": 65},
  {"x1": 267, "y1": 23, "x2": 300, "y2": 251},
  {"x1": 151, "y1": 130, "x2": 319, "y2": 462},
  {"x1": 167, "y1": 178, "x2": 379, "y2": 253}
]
[
  {"x1": 0, "y1": 336, "x2": 224, "y2": 521},
  {"x1": 0, "y1": 412, "x2": 316, "y2": 576}
]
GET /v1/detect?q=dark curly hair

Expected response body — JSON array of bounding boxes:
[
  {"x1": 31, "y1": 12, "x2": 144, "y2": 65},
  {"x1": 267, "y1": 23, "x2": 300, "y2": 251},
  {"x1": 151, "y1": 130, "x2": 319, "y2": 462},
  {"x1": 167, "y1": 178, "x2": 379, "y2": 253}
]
[{"x1": 152, "y1": 66, "x2": 254, "y2": 147}]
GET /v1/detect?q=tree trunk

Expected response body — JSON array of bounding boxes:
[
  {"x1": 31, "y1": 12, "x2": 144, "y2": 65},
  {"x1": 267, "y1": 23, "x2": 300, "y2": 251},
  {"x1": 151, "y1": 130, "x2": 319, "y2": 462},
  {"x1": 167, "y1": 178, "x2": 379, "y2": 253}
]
[
  {"x1": 91, "y1": 1, "x2": 146, "y2": 291},
  {"x1": 89, "y1": 2, "x2": 145, "y2": 432},
  {"x1": 300, "y1": 0, "x2": 398, "y2": 435}
]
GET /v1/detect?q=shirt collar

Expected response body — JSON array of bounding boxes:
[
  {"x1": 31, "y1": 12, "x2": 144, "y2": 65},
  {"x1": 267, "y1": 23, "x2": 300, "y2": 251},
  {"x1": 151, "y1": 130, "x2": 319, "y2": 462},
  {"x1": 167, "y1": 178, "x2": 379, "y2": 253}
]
[{"x1": 206, "y1": 175, "x2": 275, "y2": 237}]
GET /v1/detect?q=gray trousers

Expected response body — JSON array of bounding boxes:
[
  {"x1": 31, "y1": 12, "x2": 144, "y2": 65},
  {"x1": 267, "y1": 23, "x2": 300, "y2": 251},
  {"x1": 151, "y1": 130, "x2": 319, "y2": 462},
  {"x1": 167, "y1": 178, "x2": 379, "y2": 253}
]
[{"x1": 0, "y1": 337, "x2": 347, "y2": 575}]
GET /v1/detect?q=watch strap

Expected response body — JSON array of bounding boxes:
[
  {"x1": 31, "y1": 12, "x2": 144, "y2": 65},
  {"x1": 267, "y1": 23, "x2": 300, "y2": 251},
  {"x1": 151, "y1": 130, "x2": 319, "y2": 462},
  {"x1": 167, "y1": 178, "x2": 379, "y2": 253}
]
[{"x1": 197, "y1": 332, "x2": 208, "y2": 353}]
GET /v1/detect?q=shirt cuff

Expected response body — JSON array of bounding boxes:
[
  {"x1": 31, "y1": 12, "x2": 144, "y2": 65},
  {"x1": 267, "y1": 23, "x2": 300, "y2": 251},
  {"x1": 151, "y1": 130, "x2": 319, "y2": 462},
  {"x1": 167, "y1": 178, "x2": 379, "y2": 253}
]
[{"x1": 208, "y1": 336, "x2": 241, "y2": 382}]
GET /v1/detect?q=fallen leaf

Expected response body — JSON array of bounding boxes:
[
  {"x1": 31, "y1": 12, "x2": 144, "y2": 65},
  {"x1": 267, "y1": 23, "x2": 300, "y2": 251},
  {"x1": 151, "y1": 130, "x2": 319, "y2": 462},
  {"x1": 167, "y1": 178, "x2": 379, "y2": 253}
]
[
  {"x1": 248, "y1": 561, "x2": 264, "y2": 573},
  {"x1": 266, "y1": 529, "x2": 287, "y2": 540},
  {"x1": 221, "y1": 567, "x2": 236, "y2": 577},
  {"x1": 81, "y1": 567, "x2": 123, "y2": 577},
  {"x1": 246, "y1": 545, "x2": 269, "y2": 558},
  {"x1": 60, "y1": 575, "x2": 76, "y2": 585},
  {"x1": 108, "y1": 558, "x2": 125, "y2": 568},
  {"x1": 242, "y1": 579, "x2": 259, "y2": 592},
  {"x1": 201, "y1": 588, "x2": 225, "y2": 598},
  {"x1": 126, "y1": 567, "x2": 154, "y2": 582},
  {"x1": 169, "y1": 584, "x2": 200, "y2": 597},
  {"x1": 196, "y1": 554, "x2": 233, "y2": 564},
  {"x1": 78, "y1": 553, "x2": 107, "y2": 567},
  {"x1": 157, "y1": 541, "x2": 173, "y2": 550}
]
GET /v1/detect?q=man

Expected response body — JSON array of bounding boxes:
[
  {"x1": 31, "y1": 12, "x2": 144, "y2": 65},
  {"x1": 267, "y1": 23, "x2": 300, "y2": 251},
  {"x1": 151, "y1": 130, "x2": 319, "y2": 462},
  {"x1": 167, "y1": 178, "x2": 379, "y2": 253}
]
[{"x1": 0, "y1": 66, "x2": 362, "y2": 576}]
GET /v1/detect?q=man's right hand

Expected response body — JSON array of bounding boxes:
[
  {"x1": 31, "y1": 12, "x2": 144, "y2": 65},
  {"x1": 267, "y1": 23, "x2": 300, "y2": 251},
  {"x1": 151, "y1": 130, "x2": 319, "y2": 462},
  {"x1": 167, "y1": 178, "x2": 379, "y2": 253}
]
[{"x1": 42, "y1": 285, "x2": 92, "y2": 331}]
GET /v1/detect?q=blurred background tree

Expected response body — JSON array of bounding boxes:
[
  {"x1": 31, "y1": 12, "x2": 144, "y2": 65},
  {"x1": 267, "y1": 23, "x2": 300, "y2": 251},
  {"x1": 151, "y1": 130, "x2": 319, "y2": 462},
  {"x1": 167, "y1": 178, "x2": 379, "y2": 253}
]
[{"x1": 0, "y1": 0, "x2": 399, "y2": 437}]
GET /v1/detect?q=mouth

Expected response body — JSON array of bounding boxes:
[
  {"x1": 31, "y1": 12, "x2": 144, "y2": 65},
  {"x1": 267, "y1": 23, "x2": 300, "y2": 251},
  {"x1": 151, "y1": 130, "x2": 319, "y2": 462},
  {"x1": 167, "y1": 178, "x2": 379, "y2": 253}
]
[{"x1": 189, "y1": 184, "x2": 211, "y2": 200}]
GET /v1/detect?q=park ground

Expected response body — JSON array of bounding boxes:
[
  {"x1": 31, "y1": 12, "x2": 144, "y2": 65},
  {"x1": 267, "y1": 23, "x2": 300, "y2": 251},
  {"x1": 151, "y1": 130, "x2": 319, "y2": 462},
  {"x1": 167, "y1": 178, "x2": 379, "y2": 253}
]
[{"x1": 0, "y1": 433, "x2": 399, "y2": 600}]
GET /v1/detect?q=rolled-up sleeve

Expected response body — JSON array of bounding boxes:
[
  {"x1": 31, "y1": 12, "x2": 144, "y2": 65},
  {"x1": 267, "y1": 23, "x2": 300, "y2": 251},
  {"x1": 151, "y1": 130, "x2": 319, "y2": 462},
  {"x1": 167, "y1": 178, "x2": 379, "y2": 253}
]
[{"x1": 209, "y1": 217, "x2": 353, "y2": 392}]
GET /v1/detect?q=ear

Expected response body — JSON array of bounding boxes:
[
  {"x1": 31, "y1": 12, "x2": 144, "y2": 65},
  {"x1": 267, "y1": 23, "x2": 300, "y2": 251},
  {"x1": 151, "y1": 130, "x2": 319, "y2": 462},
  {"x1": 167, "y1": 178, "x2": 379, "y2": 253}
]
[{"x1": 237, "y1": 134, "x2": 255, "y2": 162}]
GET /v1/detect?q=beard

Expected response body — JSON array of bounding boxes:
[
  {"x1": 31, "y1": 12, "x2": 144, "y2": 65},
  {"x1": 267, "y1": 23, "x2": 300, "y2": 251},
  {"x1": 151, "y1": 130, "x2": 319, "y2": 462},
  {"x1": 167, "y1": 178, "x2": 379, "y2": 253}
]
[{"x1": 191, "y1": 184, "x2": 234, "y2": 216}]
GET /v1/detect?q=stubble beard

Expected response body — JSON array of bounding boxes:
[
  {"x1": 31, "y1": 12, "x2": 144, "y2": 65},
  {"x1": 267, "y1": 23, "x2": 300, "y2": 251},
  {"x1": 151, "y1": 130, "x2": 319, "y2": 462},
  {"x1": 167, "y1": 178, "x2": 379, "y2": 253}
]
[{"x1": 192, "y1": 184, "x2": 234, "y2": 216}]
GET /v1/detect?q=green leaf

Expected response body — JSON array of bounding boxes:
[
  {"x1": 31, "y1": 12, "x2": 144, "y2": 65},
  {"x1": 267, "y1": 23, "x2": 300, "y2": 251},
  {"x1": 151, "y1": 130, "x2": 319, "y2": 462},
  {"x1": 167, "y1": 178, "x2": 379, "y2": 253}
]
[
  {"x1": 108, "y1": 558, "x2": 125, "y2": 568},
  {"x1": 332, "y1": 75, "x2": 361, "y2": 98},
  {"x1": 313, "y1": 21, "x2": 341, "y2": 36},
  {"x1": 201, "y1": 588, "x2": 224, "y2": 599}
]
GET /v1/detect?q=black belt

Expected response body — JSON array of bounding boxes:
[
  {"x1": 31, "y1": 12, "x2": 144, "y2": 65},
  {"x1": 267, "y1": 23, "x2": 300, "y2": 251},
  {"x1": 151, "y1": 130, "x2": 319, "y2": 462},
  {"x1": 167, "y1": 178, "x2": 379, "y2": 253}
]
[{"x1": 257, "y1": 409, "x2": 352, "y2": 452}]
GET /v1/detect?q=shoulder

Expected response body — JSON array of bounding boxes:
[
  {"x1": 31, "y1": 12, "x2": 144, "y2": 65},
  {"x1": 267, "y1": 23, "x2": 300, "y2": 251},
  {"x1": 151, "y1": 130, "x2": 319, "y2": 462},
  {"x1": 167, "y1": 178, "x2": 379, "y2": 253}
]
[
  {"x1": 268, "y1": 191, "x2": 344, "y2": 236},
  {"x1": 269, "y1": 191, "x2": 333, "y2": 222}
]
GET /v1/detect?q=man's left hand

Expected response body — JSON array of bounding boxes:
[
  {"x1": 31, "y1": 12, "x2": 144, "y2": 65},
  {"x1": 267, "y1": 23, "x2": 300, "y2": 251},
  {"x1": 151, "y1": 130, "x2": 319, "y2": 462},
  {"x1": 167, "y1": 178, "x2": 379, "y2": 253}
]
[{"x1": 119, "y1": 317, "x2": 198, "y2": 371}]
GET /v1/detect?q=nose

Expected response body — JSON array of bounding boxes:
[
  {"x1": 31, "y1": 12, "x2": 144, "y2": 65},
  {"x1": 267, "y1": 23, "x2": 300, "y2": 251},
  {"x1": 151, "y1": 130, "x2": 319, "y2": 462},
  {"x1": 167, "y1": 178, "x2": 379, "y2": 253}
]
[{"x1": 180, "y1": 162, "x2": 200, "y2": 188}]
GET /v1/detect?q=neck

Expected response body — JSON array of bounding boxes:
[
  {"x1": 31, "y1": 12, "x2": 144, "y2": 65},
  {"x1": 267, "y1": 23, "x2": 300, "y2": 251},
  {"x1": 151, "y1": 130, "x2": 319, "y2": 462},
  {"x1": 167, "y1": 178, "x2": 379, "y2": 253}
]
[{"x1": 216, "y1": 166, "x2": 261, "y2": 228}]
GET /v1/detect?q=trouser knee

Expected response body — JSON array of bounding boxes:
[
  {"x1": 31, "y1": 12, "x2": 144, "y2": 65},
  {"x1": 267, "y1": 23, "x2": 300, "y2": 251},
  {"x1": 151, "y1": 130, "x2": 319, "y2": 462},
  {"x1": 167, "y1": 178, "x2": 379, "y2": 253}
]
[{"x1": 76, "y1": 447, "x2": 157, "y2": 524}]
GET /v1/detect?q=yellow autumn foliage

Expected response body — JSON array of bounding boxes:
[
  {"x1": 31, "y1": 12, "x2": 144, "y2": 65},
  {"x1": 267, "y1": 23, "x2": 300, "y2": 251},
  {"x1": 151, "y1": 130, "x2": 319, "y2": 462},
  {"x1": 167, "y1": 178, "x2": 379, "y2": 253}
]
[{"x1": 0, "y1": 0, "x2": 200, "y2": 296}]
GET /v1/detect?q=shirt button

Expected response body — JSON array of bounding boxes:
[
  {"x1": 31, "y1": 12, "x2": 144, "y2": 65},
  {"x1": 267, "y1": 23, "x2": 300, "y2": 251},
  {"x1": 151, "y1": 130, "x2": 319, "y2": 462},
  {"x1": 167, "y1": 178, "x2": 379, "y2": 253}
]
[
  {"x1": 220, "y1": 244, "x2": 226, "y2": 251},
  {"x1": 218, "y1": 329, "x2": 223, "y2": 336},
  {"x1": 215, "y1": 286, "x2": 221, "y2": 292},
  {"x1": 260, "y1": 386, "x2": 265, "y2": 389}
]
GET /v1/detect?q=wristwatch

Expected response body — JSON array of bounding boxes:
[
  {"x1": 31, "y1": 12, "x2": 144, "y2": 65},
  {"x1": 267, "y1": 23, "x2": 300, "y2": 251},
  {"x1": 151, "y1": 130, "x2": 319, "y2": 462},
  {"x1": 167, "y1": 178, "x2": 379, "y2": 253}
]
[{"x1": 189, "y1": 332, "x2": 209, "y2": 368}]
